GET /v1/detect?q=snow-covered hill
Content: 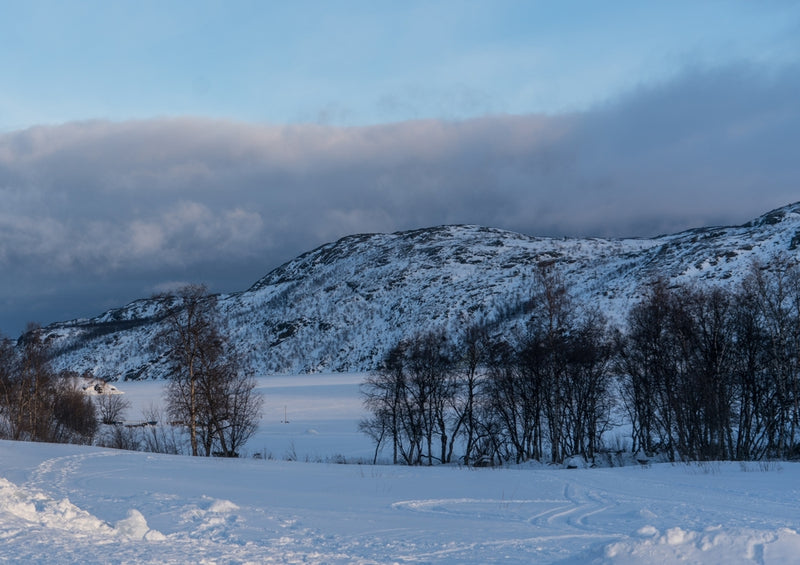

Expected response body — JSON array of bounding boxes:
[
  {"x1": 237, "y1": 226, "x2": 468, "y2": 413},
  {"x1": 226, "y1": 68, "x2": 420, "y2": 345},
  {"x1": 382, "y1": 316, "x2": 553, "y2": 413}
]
[{"x1": 42, "y1": 202, "x2": 800, "y2": 379}]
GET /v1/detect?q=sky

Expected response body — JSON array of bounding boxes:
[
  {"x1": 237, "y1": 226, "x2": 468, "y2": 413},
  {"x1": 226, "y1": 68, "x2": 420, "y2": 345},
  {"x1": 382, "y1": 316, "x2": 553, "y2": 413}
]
[{"x1": 1, "y1": 0, "x2": 800, "y2": 337}]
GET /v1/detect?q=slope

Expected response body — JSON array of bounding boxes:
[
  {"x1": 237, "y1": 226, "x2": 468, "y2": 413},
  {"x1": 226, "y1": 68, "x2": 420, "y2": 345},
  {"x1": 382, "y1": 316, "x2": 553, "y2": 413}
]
[{"x1": 42, "y1": 202, "x2": 800, "y2": 378}]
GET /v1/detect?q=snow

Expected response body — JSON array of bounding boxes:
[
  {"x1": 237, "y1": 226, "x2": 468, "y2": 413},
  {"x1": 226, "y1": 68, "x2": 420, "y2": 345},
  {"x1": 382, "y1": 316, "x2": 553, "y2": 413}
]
[
  {"x1": 45, "y1": 203, "x2": 800, "y2": 379},
  {"x1": 0, "y1": 374, "x2": 798, "y2": 563},
  {"x1": 119, "y1": 373, "x2": 376, "y2": 462}
]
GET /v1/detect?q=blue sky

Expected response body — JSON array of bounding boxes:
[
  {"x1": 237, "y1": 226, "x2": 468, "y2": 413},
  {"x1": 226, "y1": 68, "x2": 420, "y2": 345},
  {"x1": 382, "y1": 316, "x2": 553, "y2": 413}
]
[
  {"x1": 1, "y1": 1, "x2": 800, "y2": 336},
  {"x1": 3, "y1": 1, "x2": 797, "y2": 129}
]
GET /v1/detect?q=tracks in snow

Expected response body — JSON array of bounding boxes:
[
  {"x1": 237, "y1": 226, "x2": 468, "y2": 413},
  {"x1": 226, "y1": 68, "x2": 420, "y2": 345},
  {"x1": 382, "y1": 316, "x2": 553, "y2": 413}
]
[{"x1": 389, "y1": 474, "x2": 623, "y2": 562}]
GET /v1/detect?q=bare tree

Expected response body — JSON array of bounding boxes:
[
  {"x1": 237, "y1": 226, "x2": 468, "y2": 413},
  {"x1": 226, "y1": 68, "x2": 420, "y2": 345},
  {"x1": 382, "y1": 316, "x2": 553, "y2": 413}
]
[
  {"x1": 0, "y1": 334, "x2": 19, "y2": 438},
  {"x1": 617, "y1": 280, "x2": 676, "y2": 457},
  {"x1": 0, "y1": 326, "x2": 98, "y2": 444},
  {"x1": 484, "y1": 336, "x2": 539, "y2": 463},
  {"x1": 360, "y1": 341, "x2": 407, "y2": 464},
  {"x1": 477, "y1": 265, "x2": 616, "y2": 466},
  {"x1": 731, "y1": 270, "x2": 779, "y2": 460},
  {"x1": 200, "y1": 357, "x2": 262, "y2": 457},
  {"x1": 361, "y1": 331, "x2": 459, "y2": 466},
  {"x1": 453, "y1": 324, "x2": 489, "y2": 466},
  {"x1": 562, "y1": 309, "x2": 616, "y2": 461},
  {"x1": 140, "y1": 404, "x2": 185, "y2": 455},
  {"x1": 402, "y1": 330, "x2": 456, "y2": 465},
  {"x1": 15, "y1": 324, "x2": 58, "y2": 441},
  {"x1": 156, "y1": 285, "x2": 217, "y2": 455},
  {"x1": 51, "y1": 375, "x2": 99, "y2": 444},
  {"x1": 738, "y1": 258, "x2": 800, "y2": 458},
  {"x1": 95, "y1": 393, "x2": 132, "y2": 425},
  {"x1": 620, "y1": 281, "x2": 746, "y2": 461},
  {"x1": 155, "y1": 285, "x2": 262, "y2": 457}
]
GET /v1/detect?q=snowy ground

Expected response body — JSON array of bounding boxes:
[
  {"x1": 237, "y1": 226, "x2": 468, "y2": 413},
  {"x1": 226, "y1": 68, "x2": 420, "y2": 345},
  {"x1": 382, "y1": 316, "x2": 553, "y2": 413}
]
[
  {"x1": 0, "y1": 374, "x2": 799, "y2": 564},
  {"x1": 120, "y1": 373, "x2": 376, "y2": 462}
]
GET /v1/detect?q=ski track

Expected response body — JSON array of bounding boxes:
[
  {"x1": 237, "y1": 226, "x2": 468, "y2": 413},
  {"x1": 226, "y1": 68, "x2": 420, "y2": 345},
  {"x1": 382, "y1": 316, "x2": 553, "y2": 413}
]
[{"x1": 389, "y1": 475, "x2": 626, "y2": 563}]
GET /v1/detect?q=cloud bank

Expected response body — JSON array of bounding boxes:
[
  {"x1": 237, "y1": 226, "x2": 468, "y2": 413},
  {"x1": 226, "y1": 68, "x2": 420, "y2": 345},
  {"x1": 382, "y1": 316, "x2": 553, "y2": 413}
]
[{"x1": 1, "y1": 62, "x2": 799, "y2": 335}]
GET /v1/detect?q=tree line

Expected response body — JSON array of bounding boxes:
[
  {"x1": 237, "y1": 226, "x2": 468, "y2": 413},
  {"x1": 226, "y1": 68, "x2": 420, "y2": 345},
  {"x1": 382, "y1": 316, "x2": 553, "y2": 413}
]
[
  {"x1": 361, "y1": 259, "x2": 800, "y2": 465},
  {"x1": 0, "y1": 285, "x2": 262, "y2": 457}
]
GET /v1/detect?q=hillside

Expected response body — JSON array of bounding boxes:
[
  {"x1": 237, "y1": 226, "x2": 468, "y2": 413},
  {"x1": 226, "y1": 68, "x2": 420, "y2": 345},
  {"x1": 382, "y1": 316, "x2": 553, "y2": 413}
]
[{"x1": 42, "y1": 202, "x2": 800, "y2": 379}]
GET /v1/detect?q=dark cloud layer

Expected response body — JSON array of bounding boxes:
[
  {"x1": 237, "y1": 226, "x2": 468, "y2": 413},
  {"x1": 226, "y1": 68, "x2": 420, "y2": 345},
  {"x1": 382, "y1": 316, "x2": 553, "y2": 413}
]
[{"x1": 1, "y1": 62, "x2": 798, "y2": 336}]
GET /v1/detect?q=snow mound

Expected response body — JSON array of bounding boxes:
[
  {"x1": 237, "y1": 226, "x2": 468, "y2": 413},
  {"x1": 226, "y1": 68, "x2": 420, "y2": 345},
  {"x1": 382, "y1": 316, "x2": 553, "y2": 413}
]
[
  {"x1": 0, "y1": 476, "x2": 114, "y2": 536},
  {"x1": 80, "y1": 378, "x2": 123, "y2": 395},
  {"x1": 601, "y1": 526, "x2": 800, "y2": 564},
  {"x1": 115, "y1": 509, "x2": 166, "y2": 541},
  {"x1": 207, "y1": 499, "x2": 239, "y2": 513}
]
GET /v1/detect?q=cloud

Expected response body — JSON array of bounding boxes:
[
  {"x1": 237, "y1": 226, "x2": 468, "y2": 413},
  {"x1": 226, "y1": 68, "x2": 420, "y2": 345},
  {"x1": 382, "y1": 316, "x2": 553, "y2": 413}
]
[{"x1": 1, "y1": 61, "x2": 799, "y2": 334}]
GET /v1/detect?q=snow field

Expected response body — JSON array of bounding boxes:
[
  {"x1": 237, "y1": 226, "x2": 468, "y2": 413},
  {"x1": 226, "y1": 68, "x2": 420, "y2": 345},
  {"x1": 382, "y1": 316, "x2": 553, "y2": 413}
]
[
  {"x1": 0, "y1": 374, "x2": 797, "y2": 563},
  {"x1": 120, "y1": 373, "x2": 376, "y2": 462}
]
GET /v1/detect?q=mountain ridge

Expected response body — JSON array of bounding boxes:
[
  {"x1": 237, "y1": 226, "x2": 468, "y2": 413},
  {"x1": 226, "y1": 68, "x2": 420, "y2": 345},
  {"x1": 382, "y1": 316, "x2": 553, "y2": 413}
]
[{"x1": 40, "y1": 202, "x2": 800, "y2": 379}]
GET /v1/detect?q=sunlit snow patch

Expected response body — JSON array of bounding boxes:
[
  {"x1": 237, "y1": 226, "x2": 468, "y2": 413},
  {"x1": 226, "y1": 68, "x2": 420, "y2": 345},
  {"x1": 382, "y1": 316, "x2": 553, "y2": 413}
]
[
  {"x1": 601, "y1": 526, "x2": 800, "y2": 564},
  {"x1": 115, "y1": 509, "x2": 166, "y2": 541}
]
